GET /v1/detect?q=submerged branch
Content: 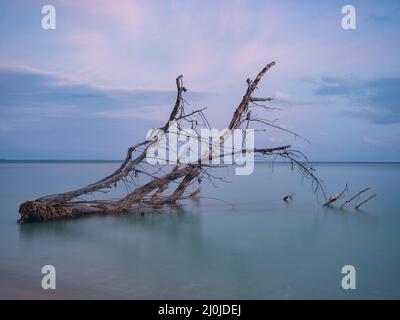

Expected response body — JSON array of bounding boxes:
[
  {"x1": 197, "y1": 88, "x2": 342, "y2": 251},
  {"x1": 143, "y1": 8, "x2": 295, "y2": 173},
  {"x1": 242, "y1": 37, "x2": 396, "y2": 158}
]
[
  {"x1": 355, "y1": 194, "x2": 377, "y2": 210},
  {"x1": 339, "y1": 187, "x2": 370, "y2": 209}
]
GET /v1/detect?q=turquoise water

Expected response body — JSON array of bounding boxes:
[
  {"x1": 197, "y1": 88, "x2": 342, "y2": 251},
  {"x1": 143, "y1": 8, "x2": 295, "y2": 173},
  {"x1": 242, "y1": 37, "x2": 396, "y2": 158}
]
[{"x1": 0, "y1": 162, "x2": 399, "y2": 299}]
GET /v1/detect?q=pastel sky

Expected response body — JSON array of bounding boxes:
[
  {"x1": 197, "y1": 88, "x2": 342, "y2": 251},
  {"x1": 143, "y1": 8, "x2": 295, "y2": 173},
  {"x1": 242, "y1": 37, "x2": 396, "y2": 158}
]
[{"x1": 0, "y1": 0, "x2": 399, "y2": 161}]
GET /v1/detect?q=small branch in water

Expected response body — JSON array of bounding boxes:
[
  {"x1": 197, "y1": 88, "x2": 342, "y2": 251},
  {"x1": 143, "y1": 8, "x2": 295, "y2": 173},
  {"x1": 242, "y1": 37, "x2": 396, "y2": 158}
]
[
  {"x1": 189, "y1": 187, "x2": 201, "y2": 199},
  {"x1": 323, "y1": 184, "x2": 348, "y2": 207},
  {"x1": 283, "y1": 193, "x2": 293, "y2": 202},
  {"x1": 339, "y1": 187, "x2": 370, "y2": 209},
  {"x1": 355, "y1": 194, "x2": 377, "y2": 210}
]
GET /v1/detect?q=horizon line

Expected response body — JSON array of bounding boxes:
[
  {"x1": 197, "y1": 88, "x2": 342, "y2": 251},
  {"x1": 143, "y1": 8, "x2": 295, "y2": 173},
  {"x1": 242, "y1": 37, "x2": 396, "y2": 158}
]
[{"x1": 1, "y1": 159, "x2": 399, "y2": 164}]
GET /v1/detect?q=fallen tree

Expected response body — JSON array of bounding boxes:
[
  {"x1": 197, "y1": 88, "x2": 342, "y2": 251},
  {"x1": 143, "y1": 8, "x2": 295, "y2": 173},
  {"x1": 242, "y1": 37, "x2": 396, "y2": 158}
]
[{"x1": 18, "y1": 62, "x2": 325, "y2": 223}]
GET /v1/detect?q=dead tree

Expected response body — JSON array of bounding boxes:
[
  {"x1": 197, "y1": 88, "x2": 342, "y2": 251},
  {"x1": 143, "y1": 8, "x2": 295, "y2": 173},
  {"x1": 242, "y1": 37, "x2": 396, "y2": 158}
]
[{"x1": 18, "y1": 62, "x2": 325, "y2": 223}]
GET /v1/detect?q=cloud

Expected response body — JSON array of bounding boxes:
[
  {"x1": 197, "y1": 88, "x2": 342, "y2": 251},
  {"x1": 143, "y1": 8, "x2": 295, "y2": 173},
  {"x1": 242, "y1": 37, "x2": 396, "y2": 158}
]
[
  {"x1": 270, "y1": 91, "x2": 316, "y2": 106},
  {"x1": 0, "y1": 66, "x2": 210, "y2": 158},
  {"x1": 0, "y1": 67, "x2": 209, "y2": 127},
  {"x1": 366, "y1": 6, "x2": 400, "y2": 24},
  {"x1": 0, "y1": 67, "x2": 115, "y2": 109},
  {"x1": 362, "y1": 136, "x2": 384, "y2": 146},
  {"x1": 315, "y1": 76, "x2": 400, "y2": 124}
]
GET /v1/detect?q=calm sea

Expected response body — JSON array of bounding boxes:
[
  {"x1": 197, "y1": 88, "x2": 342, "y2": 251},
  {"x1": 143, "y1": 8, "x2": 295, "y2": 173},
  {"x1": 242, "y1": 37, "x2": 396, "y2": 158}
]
[{"x1": 0, "y1": 161, "x2": 399, "y2": 299}]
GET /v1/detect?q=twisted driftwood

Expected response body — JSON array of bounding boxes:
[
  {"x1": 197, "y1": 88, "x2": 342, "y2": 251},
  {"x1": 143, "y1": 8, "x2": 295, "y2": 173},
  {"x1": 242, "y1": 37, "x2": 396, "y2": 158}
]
[{"x1": 18, "y1": 62, "x2": 324, "y2": 223}]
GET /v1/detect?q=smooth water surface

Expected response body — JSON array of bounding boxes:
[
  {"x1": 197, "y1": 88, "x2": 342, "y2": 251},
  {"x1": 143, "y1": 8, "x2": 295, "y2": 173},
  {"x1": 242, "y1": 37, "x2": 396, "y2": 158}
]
[{"x1": 0, "y1": 162, "x2": 399, "y2": 299}]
